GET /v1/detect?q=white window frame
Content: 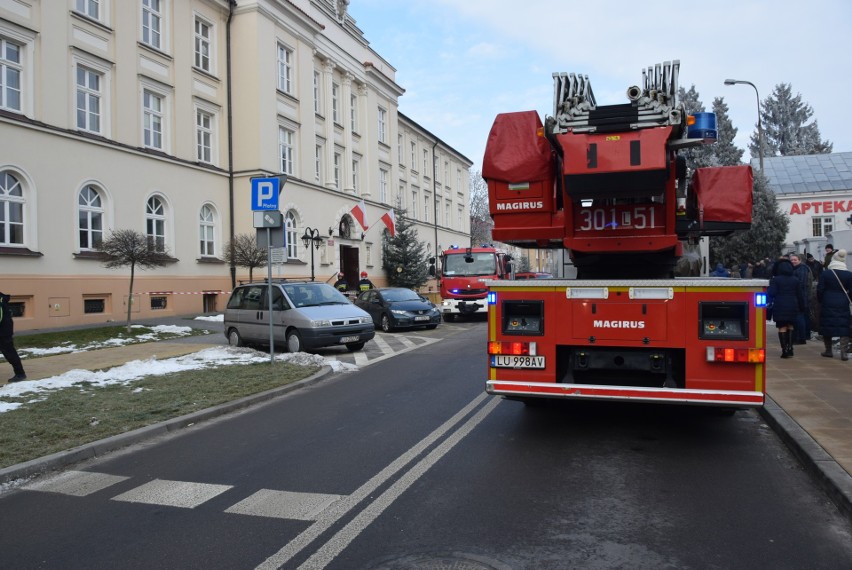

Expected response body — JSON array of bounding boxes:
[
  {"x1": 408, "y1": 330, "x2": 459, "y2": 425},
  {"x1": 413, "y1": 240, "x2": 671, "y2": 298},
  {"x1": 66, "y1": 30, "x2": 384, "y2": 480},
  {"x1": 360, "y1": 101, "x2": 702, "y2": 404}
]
[
  {"x1": 146, "y1": 194, "x2": 167, "y2": 253},
  {"x1": 411, "y1": 189, "x2": 418, "y2": 219},
  {"x1": 193, "y1": 15, "x2": 213, "y2": 74},
  {"x1": 812, "y1": 216, "x2": 834, "y2": 238},
  {"x1": 352, "y1": 157, "x2": 360, "y2": 193},
  {"x1": 332, "y1": 81, "x2": 340, "y2": 124},
  {"x1": 199, "y1": 203, "x2": 216, "y2": 257},
  {"x1": 350, "y1": 93, "x2": 358, "y2": 132},
  {"x1": 277, "y1": 43, "x2": 292, "y2": 94},
  {"x1": 278, "y1": 125, "x2": 295, "y2": 175},
  {"x1": 423, "y1": 149, "x2": 429, "y2": 174},
  {"x1": 0, "y1": 24, "x2": 35, "y2": 117},
  {"x1": 75, "y1": 65, "x2": 102, "y2": 134},
  {"x1": 314, "y1": 143, "x2": 323, "y2": 183},
  {"x1": 410, "y1": 142, "x2": 416, "y2": 171},
  {"x1": 313, "y1": 70, "x2": 321, "y2": 114},
  {"x1": 75, "y1": 0, "x2": 101, "y2": 20},
  {"x1": 379, "y1": 168, "x2": 388, "y2": 203},
  {"x1": 195, "y1": 105, "x2": 215, "y2": 164},
  {"x1": 141, "y1": 84, "x2": 169, "y2": 151},
  {"x1": 333, "y1": 151, "x2": 341, "y2": 190},
  {"x1": 78, "y1": 184, "x2": 104, "y2": 251},
  {"x1": 141, "y1": 0, "x2": 164, "y2": 51},
  {"x1": 0, "y1": 170, "x2": 25, "y2": 246},
  {"x1": 398, "y1": 183, "x2": 406, "y2": 210},
  {"x1": 377, "y1": 106, "x2": 387, "y2": 144},
  {"x1": 285, "y1": 210, "x2": 298, "y2": 259},
  {"x1": 424, "y1": 193, "x2": 430, "y2": 223}
]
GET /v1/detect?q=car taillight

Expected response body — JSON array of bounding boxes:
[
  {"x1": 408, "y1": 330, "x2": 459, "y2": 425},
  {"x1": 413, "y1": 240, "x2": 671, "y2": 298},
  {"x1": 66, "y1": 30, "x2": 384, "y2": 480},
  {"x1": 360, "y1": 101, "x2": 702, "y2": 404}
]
[
  {"x1": 488, "y1": 341, "x2": 537, "y2": 356},
  {"x1": 706, "y1": 347, "x2": 765, "y2": 363}
]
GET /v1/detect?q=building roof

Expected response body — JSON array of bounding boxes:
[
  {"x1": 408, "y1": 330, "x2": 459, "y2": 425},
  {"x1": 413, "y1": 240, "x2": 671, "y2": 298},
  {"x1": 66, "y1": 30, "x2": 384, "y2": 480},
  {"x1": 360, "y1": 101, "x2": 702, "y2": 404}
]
[{"x1": 756, "y1": 152, "x2": 852, "y2": 195}]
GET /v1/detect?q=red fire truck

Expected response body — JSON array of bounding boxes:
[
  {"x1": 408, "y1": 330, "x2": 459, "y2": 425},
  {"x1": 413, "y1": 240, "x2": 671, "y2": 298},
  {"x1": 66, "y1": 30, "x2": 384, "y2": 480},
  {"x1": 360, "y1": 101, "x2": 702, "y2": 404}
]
[
  {"x1": 438, "y1": 246, "x2": 513, "y2": 322},
  {"x1": 482, "y1": 61, "x2": 767, "y2": 407}
]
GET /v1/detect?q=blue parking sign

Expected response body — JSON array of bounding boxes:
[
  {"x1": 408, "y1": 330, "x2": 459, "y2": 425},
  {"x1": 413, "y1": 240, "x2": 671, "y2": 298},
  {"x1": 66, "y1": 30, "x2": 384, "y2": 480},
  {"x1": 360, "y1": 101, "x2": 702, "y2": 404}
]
[{"x1": 251, "y1": 177, "x2": 280, "y2": 211}]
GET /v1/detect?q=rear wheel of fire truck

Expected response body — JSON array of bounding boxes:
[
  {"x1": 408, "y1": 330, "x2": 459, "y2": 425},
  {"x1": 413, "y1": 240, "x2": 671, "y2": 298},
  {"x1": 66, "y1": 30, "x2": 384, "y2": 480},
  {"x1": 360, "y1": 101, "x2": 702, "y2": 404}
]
[
  {"x1": 380, "y1": 313, "x2": 394, "y2": 332},
  {"x1": 442, "y1": 313, "x2": 455, "y2": 322}
]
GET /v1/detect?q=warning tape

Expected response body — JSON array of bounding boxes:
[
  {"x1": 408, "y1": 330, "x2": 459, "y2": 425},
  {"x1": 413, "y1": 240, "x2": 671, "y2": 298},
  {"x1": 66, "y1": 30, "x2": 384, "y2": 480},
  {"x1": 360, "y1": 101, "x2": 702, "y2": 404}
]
[{"x1": 143, "y1": 291, "x2": 231, "y2": 295}]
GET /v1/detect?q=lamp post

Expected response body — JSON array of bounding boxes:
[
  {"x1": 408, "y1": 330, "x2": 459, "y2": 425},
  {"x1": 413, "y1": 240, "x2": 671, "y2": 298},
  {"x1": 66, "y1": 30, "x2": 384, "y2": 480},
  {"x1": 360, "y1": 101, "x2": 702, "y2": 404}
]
[
  {"x1": 724, "y1": 78, "x2": 763, "y2": 172},
  {"x1": 301, "y1": 227, "x2": 323, "y2": 281}
]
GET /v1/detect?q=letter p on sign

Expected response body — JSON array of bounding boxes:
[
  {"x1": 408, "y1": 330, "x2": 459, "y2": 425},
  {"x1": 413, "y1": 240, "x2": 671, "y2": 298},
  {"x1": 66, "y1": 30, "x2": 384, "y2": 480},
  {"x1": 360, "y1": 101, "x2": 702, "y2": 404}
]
[{"x1": 251, "y1": 177, "x2": 280, "y2": 211}]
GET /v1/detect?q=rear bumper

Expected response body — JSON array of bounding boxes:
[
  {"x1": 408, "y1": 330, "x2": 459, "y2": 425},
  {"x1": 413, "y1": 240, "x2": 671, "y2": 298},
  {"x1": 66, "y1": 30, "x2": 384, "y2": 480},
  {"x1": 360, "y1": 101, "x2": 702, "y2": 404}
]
[{"x1": 486, "y1": 380, "x2": 764, "y2": 407}]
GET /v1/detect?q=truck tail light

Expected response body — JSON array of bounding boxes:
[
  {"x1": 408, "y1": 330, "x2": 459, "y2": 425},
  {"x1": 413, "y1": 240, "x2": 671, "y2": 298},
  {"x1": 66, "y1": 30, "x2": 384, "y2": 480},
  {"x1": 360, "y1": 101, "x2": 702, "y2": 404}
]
[
  {"x1": 488, "y1": 341, "x2": 537, "y2": 356},
  {"x1": 706, "y1": 347, "x2": 765, "y2": 363}
]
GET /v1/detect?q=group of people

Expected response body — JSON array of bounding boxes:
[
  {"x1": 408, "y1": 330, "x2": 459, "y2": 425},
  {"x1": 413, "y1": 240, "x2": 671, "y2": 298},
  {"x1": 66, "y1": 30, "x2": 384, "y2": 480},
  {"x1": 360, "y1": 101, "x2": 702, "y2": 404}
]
[
  {"x1": 767, "y1": 244, "x2": 852, "y2": 359},
  {"x1": 334, "y1": 271, "x2": 375, "y2": 294}
]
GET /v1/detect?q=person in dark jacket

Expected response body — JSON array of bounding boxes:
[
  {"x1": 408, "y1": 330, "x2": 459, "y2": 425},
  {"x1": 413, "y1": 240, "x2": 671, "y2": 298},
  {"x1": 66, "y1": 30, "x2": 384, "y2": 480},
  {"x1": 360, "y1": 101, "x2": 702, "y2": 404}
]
[
  {"x1": 0, "y1": 292, "x2": 26, "y2": 382},
  {"x1": 817, "y1": 249, "x2": 852, "y2": 360},
  {"x1": 767, "y1": 259, "x2": 804, "y2": 358},
  {"x1": 358, "y1": 271, "x2": 375, "y2": 292}
]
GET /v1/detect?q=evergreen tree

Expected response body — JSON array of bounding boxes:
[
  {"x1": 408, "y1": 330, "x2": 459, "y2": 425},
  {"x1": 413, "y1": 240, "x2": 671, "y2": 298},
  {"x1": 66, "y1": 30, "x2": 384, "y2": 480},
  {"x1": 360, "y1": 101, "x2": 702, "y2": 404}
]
[
  {"x1": 678, "y1": 85, "x2": 715, "y2": 170},
  {"x1": 750, "y1": 83, "x2": 833, "y2": 158},
  {"x1": 709, "y1": 170, "x2": 788, "y2": 266},
  {"x1": 710, "y1": 97, "x2": 744, "y2": 166},
  {"x1": 381, "y1": 208, "x2": 430, "y2": 289}
]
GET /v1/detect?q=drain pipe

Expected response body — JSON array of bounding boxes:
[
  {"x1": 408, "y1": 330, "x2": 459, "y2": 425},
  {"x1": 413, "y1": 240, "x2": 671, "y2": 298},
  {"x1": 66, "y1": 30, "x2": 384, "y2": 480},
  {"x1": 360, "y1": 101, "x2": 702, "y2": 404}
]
[{"x1": 226, "y1": 1, "x2": 237, "y2": 289}]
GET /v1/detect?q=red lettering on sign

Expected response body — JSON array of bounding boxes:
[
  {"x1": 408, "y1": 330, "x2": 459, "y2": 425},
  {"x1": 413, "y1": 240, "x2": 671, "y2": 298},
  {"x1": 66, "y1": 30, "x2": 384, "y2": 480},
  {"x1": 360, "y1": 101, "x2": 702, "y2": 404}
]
[
  {"x1": 790, "y1": 203, "x2": 801, "y2": 215},
  {"x1": 801, "y1": 203, "x2": 812, "y2": 214}
]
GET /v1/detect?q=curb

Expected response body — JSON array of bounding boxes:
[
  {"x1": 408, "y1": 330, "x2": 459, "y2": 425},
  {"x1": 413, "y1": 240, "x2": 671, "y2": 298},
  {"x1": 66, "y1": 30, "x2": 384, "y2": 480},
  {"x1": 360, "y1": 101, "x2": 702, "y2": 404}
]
[
  {"x1": 759, "y1": 395, "x2": 852, "y2": 525},
  {"x1": 0, "y1": 365, "x2": 336, "y2": 486}
]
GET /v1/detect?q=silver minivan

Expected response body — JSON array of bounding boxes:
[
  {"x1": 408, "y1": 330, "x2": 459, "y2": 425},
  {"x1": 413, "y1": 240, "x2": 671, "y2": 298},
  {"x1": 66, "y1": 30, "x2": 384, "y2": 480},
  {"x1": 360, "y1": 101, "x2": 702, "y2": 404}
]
[{"x1": 224, "y1": 281, "x2": 375, "y2": 352}]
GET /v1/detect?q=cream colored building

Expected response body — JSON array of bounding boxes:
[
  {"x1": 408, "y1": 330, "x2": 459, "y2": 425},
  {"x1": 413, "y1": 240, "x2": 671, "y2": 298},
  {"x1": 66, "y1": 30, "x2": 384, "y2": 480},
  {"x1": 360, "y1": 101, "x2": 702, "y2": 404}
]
[{"x1": 0, "y1": 0, "x2": 472, "y2": 330}]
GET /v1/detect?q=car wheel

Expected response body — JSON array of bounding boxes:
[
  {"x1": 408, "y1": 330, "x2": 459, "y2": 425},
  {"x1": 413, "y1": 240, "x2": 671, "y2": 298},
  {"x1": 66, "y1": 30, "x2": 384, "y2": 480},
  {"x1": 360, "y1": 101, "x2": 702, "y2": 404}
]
[
  {"x1": 346, "y1": 341, "x2": 365, "y2": 352},
  {"x1": 381, "y1": 313, "x2": 394, "y2": 332},
  {"x1": 286, "y1": 329, "x2": 304, "y2": 353},
  {"x1": 227, "y1": 328, "x2": 244, "y2": 347},
  {"x1": 442, "y1": 313, "x2": 455, "y2": 322}
]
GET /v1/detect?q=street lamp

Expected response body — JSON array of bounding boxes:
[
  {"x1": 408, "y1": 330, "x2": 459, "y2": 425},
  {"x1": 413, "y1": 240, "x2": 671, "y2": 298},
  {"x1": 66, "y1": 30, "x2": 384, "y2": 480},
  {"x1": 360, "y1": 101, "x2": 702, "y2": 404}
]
[
  {"x1": 724, "y1": 78, "x2": 764, "y2": 172},
  {"x1": 301, "y1": 226, "x2": 323, "y2": 281}
]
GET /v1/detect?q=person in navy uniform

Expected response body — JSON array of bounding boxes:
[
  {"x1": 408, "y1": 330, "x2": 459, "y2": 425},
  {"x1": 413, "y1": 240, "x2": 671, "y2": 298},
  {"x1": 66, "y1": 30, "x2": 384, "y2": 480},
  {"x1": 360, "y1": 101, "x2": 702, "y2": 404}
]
[{"x1": 0, "y1": 292, "x2": 26, "y2": 383}]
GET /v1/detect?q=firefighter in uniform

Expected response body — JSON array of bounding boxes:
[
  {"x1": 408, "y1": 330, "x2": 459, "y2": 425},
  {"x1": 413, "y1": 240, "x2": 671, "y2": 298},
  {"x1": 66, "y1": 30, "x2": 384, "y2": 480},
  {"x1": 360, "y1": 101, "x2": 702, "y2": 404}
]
[
  {"x1": 358, "y1": 271, "x2": 375, "y2": 292},
  {"x1": 333, "y1": 272, "x2": 349, "y2": 292}
]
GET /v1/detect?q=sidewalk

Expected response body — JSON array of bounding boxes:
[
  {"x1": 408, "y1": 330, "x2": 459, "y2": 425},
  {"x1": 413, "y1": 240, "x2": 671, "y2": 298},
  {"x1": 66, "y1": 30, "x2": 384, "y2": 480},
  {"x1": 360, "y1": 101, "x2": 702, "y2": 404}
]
[{"x1": 2, "y1": 321, "x2": 851, "y2": 521}]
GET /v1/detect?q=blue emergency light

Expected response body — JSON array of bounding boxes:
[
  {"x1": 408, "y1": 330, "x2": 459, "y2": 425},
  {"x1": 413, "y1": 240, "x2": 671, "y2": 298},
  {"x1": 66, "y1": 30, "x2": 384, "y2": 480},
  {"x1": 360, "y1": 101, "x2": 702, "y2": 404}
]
[
  {"x1": 488, "y1": 292, "x2": 497, "y2": 305},
  {"x1": 755, "y1": 293, "x2": 767, "y2": 307},
  {"x1": 688, "y1": 112, "x2": 717, "y2": 141}
]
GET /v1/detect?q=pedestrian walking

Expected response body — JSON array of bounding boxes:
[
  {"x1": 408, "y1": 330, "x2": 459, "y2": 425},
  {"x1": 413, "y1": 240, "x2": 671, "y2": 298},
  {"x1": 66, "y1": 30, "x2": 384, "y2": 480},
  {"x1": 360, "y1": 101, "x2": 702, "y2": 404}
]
[
  {"x1": 789, "y1": 253, "x2": 813, "y2": 344},
  {"x1": 0, "y1": 292, "x2": 27, "y2": 382},
  {"x1": 767, "y1": 259, "x2": 804, "y2": 358},
  {"x1": 817, "y1": 249, "x2": 852, "y2": 360},
  {"x1": 823, "y1": 243, "x2": 835, "y2": 269}
]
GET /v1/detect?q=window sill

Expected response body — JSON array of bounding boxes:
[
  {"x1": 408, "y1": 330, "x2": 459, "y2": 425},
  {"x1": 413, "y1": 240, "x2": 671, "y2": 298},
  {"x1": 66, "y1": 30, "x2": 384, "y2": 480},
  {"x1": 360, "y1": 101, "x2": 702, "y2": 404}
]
[
  {"x1": 197, "y1": 257, "x2": 225, "y2": 264},
  {"x1": 74, "y1": 250, "x2": 109, "y2": 261},
  {"x1": 0, "y1": 246, "x2": 42, "y2": 257}
]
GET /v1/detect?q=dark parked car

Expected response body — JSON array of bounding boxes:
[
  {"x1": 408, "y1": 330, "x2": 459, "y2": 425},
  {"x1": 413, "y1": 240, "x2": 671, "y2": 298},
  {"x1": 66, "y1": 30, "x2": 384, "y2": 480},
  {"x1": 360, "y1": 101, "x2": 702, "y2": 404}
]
[{"x1": 354, "y1": 288, "x2": 441, "y2": 332}]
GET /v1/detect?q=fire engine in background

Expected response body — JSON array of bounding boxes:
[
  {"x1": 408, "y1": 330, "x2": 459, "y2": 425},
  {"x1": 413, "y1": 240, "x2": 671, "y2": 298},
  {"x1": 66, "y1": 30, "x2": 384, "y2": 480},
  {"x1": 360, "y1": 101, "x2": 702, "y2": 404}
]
[
  {"x1": 482, "y1": 60, "x2": 767, "y2": 408},
  {"x1": 437, "y1": 246, "x2": 513, "y2": 322}
]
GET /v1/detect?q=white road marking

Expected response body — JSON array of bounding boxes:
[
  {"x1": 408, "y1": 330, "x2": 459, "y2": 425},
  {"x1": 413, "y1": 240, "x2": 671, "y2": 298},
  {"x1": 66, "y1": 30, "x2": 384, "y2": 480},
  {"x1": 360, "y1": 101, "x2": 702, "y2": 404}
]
[
  {"x1": 226, "y1": 490, "x2": 344, "y2": 521},
  {"x1": 371, "y1": 333, "x2": 394, "y2": 353},
  {"x1": 111, "y1": 478, "x2": 232, "y2": 509},
  {"x1": 23, "y1": 470, "x2": 129, "y2": 497},
  {"x1": 255, "y1": 392, "x2": 496, "y2": 569}
]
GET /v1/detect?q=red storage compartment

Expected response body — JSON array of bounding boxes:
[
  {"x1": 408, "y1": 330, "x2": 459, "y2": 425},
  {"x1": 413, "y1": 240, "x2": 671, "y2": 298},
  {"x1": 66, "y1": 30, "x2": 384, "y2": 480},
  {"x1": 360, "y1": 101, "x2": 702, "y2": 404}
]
[
  {"x1": 692, "y1": 165, "x2": 753, "y2": 233},
  {"x1": 482, "y1": 111, "x2": 562, "y2": 246}
]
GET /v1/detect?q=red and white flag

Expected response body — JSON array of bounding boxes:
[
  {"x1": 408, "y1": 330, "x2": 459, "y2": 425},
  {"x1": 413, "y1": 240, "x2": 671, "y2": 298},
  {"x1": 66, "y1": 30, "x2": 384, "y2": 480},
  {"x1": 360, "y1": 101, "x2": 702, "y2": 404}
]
[
  {"x1": 350, "y1": 200, "x2": 368, "y2": 230},
  {"x1": 381, "y1": 208, "x2": 396, "y2": 237}
]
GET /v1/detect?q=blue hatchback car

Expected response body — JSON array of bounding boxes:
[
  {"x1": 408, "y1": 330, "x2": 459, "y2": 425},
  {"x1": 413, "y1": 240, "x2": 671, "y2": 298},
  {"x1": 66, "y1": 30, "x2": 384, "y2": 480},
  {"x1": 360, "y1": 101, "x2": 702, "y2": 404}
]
[{"x1": 354, "y1": 288, "x2": 441, "y2": 332}]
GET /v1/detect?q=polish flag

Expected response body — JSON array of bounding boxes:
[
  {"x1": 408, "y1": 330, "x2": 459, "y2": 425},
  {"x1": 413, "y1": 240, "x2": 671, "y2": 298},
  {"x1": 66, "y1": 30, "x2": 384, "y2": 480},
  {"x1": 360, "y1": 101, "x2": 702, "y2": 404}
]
[
  {"x1": 381, "y1": 208, "x2": 396, "y2": 237},
  {"x1": 351, "y1": 200, "x2": 368, "y2": 230}
]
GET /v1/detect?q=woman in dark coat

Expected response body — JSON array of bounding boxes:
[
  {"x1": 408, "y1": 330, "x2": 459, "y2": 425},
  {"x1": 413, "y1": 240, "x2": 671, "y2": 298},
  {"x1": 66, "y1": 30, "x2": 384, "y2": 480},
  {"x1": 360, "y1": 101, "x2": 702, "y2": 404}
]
[
  {"x1": 817, "y1": 249, "x2": 852, "y2": 360},
  {"x1": 767, "y1": 258, "x2": 804, "y2": 358}
]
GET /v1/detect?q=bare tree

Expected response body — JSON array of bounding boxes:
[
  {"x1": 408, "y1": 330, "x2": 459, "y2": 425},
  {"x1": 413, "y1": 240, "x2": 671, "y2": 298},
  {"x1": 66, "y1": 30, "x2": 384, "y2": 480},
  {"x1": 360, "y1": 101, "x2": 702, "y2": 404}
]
[
  {"x1": 222, "y1": 233, "x2": 267, "y2": 282},
  {"x1": 100, "y1": 229, "x2": 169, "y2": 332},
  {"x1": 469, "y1": 171, "x2": 492, "y2": 246}
]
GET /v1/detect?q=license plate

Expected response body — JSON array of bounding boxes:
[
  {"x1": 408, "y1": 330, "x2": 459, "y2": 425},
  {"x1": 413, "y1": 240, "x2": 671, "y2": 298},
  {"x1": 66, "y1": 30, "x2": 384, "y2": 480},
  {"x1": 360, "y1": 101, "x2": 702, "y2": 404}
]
[
  {"x1": 491, "y1": 355, "x2": 545, "y2": 369},
  {"x1": 340, "y1": 335, "x2": 359, "y2": 343},
  {"x1": 414, "y1": 316, "x2": 429, "y2": 321}
]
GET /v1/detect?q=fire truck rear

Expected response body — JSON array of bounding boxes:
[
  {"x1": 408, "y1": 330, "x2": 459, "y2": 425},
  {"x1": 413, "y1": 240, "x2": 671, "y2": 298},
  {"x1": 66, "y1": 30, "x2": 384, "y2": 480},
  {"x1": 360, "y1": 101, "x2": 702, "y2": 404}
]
[{"x1": 483, "y1": 61, "x2": 767, "y2": 407}]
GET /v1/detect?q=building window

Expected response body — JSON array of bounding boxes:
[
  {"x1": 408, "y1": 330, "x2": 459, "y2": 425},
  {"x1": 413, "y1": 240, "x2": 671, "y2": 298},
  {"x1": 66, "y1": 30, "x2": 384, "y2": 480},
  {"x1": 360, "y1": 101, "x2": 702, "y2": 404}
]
[
  {"x1": 143, "y1": 89, "x2": 164, "y2": 150},
  {"x1": 379, "y1": 168, "x2": 388, "y2": 203},
  {"x1": 444, "y1": 161, "x2": 449, "y2": 184},
  {"x1": 445, "y1": 200, "x2": 451, "y2": 229},
  {"x1": 410, "y1": 142, "x2": 416, "y2": 171},
  {"x1": 277, "y1": 43, "x2": 292, "y2": 94},
  {"x1": 194, "y1": 17, "x2": 212, "y2": 73},
  {"x1": 398, "y1": 134, "x2": 403, "y2": 164},
  {"x1": 141, "y1": 0, "x2": 163, "y2": 50},
  {"x1": 285, "y1": 211, "x2": 298, "y2": 259},
  {"x1": 424, "y1": 193, "x2": 430, "y2": 223},
  {"x1": 199, "y1": 204, "x2": 215, "y2": 257},
  {"x1": 458, "y1": 206, "x2": 463, "y2": 230},
  {"x1": 333, "y1": 152, "x2": 341, "y2": 189},
  {"x1": 398, "y1": 184, "x2": 406, "y2": 209},
  {"x1": 352, "y1": 158, "x2": 360, "y2": 192},
  {"x1": 76, "y1": 66, "x2": 101, "y2": 133},
  {"x1": 457, "y1": 169, "x2": 462, "y2": 191},
  {"x1": 78, "y1": 185, "x2": 103, "y2": 250},
  {"x1": 812, "y1": 216, "x2": 834, "y2": 237},
  {"x1": 150, "y1": 296, "x2": 168, "y2": 310},
  {"x1": 0, "y1": 38, "x2": 21, "y2": 112},
  {"x1": 279, "y1": 126, "x2": 294, "y2": 175},
  {"x1": 332, "y1": 81, "x2": 340, "y2": 124},
  {"x1": 411, "y1": 189, "x2": 418, "y2": 219},
  {"x1": 423, "y1": 149, "x2": 429, "y2": 174},
  {"x1": 146, "y1": 195, "x2": 166, "y2": 252},
  {"x1": 377, "y1": 106, "x2": 387, "y2": 144},
  {"x1": 0, "y1": 171, "x2": 24, "y2": 245},
  {"x1": 315, "y1": 143, "x2": 322, "y2": 182},
  {"x1": 84, "y1": 298, "x2": 105, "y2": 314},
  {"x1": 313, "y1": 70, "x2": 321, "y2": 114},
  {"x1": 196, "y1": 108, "x2": 213, "y2": 163},
  {"x1": 75, "y1": 0, "x2": 100, "y2": 20},
  {"x1": 350, "y1": 93, "x2": 358, "y2": 132}
]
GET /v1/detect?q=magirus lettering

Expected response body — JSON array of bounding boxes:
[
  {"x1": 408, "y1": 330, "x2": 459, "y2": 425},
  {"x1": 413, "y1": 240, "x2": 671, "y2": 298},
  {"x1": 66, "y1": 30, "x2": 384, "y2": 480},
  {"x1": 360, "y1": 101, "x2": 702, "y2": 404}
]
[
  {"x1": 496, "y1": 201, "x2": 545, "y2": 211},
  {"x1": 593, "y1": 320, "x2": 646, "y2": 329}
]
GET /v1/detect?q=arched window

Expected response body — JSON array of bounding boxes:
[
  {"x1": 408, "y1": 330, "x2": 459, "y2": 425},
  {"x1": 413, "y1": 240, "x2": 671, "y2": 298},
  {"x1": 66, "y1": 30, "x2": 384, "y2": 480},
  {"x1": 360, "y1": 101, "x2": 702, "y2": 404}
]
[
  {"x1": 0, "y1": 171, "x2": 24, "y2": 245},
  {"x1": 199, "y1": 204, "x2": 216, "y2": 257},
  {"x1": 78, "y1": 185, "x2": 103, "y2": 250},
  {"x1": 285, "y1": 210, "x2": 298, "y2": 259},
  {"x1": 146, "y1": 195, "x2": 166, "y2": 252}
]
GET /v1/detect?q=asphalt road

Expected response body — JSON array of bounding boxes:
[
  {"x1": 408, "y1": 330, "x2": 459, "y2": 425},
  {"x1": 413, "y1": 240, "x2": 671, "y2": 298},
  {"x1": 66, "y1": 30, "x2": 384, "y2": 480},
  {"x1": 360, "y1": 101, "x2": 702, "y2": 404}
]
[{"x1": 2, "y1": 320, "x2": 851, "y2": 569}]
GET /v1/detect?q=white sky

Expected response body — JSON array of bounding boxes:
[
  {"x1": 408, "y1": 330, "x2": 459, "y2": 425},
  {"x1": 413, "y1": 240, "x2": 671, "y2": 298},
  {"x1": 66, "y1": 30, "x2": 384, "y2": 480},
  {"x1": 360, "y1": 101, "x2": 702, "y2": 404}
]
[
  {"x1": 0, "y1": 323, "x2": 357, "y2": 413},
  {"x1": 351, "y1": 0, "x2": 850, "y2": 172}
]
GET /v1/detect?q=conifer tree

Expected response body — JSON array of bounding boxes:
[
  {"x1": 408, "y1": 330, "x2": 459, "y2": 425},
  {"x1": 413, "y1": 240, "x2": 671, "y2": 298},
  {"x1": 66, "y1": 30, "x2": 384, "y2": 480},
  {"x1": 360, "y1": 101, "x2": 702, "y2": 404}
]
[
  {"x1": 381, "y1": 208, "x2": 430, "y2": 289},
  {"x1": 750, "y1": 83, "x2": 833, "y2": 157}
]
